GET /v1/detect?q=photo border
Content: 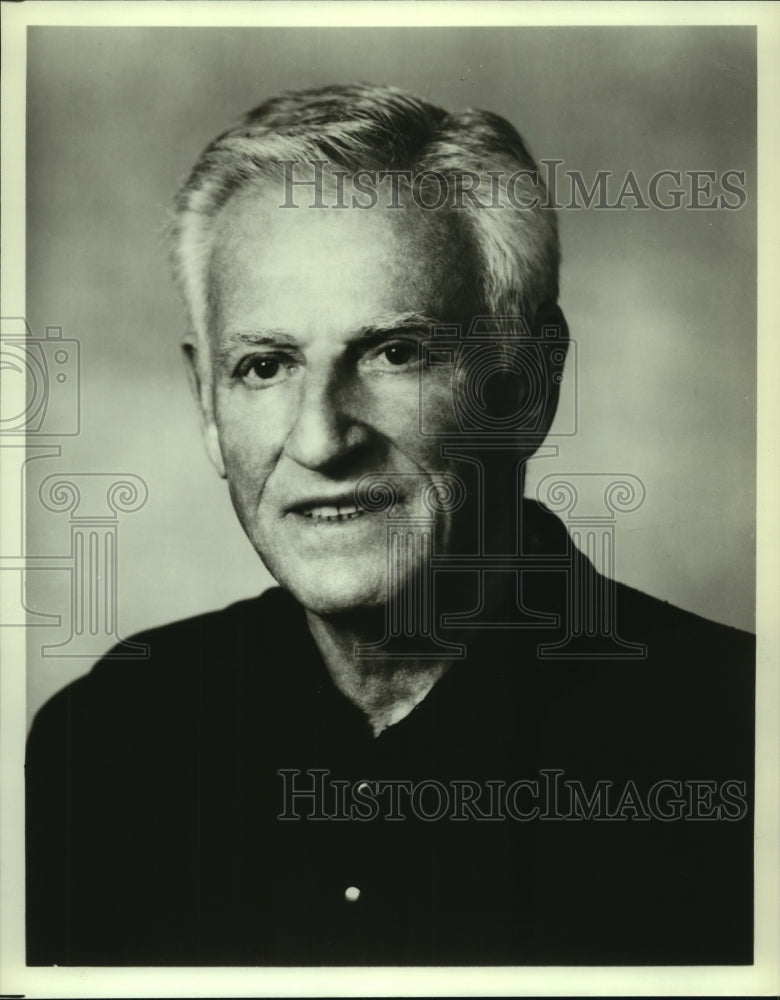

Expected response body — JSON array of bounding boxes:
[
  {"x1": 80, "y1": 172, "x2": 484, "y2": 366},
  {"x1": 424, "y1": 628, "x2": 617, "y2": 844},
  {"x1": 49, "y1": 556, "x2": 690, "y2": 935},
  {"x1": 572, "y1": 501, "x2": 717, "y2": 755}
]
[{"x1": 1, "y1": 2, "x2": 777, "y2": 997}]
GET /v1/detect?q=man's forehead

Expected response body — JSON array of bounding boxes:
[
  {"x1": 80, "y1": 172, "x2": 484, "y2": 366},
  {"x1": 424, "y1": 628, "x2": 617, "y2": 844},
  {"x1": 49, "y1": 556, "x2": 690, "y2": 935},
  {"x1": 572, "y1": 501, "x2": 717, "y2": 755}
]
[
  {"x1": 206, "y1": 180, "x2": 480, "y2": 338},
  {"x1": 210, "y1": 177, "x2": 470, "y2": 255}
]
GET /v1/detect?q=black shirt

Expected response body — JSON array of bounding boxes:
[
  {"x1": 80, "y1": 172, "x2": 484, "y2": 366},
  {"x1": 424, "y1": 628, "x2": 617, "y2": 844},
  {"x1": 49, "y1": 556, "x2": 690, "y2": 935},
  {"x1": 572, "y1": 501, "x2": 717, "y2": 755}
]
[{"x1": 26, "y1": 502, "x2": 754, "y2": 966}]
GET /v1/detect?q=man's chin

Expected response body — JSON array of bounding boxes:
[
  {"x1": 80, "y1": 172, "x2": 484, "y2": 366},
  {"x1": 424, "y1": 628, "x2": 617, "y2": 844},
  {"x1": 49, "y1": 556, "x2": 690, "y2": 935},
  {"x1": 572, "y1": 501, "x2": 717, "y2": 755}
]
[
  {"x1": 262, "y1": 558, "x2": 389, "y2": 618},
  {"x1": 281, "y1": 581, "x2": 388, "y2": 619}
]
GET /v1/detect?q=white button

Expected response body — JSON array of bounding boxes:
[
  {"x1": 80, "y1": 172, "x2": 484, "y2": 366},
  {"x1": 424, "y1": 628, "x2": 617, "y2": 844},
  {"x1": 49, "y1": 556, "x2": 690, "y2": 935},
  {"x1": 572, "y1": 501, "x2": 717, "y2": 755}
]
[{"x1": 344, "y1": 886, "x2": 361, "y2": 903}]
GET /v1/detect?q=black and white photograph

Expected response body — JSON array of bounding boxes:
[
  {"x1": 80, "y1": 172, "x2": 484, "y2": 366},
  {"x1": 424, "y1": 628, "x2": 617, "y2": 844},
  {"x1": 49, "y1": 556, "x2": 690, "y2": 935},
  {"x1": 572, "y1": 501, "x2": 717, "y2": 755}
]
[{"x1": 1, "y1": 1, "x2": 777, "y2": 996}]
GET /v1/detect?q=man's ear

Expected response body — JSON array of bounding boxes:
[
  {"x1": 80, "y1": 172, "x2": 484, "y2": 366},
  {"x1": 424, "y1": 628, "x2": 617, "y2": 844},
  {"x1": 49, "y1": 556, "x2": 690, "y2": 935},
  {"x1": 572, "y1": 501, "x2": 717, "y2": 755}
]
[
  {"x1": 181, "y1": 337, "x2": 227, "y2": 479},
  {"x1": 533, "y1": 302, "x2": 570, "y2": 439}
]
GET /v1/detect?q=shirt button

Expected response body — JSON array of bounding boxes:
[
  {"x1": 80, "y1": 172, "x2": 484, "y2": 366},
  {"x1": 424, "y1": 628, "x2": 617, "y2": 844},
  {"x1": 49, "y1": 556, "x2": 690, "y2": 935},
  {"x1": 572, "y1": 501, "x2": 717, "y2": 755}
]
[{"x1": 344, "y1": 886, "x2": 361, "y2": 903}]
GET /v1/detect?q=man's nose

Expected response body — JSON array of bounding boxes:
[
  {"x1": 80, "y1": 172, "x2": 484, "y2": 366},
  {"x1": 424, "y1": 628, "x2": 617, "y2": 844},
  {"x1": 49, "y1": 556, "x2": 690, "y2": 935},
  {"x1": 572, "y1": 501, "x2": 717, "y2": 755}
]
[{"x1": 283, "y1": 365, "x2": 371, "y2": 472}]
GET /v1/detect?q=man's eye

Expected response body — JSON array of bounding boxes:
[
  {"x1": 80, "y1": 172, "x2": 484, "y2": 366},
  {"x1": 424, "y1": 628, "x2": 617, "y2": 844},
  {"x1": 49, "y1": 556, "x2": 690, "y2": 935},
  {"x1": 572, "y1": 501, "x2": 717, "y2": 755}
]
[
  {"x1": 250, "y1": 358, "x2": 280, "y2": 379},
  {"x1": 234, "y1": 356, "x2": 293, "y2": 388},
  {"x1": 362, "y1": 341, "x2": 421, "y2": 373},
  {"x1": 382, "y1": 343, "x2": 416, "y2": 366}
]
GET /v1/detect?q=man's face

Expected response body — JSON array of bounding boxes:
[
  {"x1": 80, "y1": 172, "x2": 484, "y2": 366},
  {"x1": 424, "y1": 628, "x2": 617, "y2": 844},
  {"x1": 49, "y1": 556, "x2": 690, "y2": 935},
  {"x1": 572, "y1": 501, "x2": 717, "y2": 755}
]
[{"x1": 193, "y1": 183, "x2": 480, "y2": 616}]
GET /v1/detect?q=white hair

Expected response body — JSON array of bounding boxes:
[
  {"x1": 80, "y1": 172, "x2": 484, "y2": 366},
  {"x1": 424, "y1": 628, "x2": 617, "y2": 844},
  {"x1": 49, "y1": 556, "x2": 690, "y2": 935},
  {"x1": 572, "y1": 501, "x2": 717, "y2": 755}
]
[{"x1": 170, "y1": 83, "x2": 560, "y2": 341}]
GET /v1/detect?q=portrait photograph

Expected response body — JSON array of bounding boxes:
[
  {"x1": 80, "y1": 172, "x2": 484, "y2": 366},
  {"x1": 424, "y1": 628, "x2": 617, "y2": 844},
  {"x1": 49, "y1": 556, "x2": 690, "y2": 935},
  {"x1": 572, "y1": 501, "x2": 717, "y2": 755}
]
[{"x1": 1, "y1": 2, "x2": 777, "y2": 997}]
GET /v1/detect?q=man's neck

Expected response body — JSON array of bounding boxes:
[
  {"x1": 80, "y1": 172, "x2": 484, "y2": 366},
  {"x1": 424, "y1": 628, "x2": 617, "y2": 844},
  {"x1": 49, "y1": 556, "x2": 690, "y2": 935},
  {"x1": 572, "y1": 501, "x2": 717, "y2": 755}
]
[{"x1": 305, "y1": 609, "x2": 452, "y2": 737}]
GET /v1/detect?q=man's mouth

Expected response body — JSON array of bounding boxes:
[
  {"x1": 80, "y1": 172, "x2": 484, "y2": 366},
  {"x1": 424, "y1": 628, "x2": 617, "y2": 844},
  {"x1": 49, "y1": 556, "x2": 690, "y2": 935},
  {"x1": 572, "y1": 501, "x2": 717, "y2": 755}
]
[
  {"x1": 286, "y1": 486, "x2": 406, "y2": 523},
  {"x1": 300, "y1": 503, "x2": 365, "y2": 523}
]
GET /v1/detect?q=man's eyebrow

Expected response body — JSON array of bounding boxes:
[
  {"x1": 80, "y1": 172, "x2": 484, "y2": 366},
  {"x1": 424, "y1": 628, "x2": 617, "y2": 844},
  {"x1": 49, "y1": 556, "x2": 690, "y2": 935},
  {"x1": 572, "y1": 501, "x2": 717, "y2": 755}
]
[
  {"x1": 218, "y1": 314, "x2": 443, "y2": 352},
  {"x1": 223, "y1": 328, "x2": 298, "y2": 347},
  {"x1": 351, "y1": 313, "x2": 442, "y2": 340}
]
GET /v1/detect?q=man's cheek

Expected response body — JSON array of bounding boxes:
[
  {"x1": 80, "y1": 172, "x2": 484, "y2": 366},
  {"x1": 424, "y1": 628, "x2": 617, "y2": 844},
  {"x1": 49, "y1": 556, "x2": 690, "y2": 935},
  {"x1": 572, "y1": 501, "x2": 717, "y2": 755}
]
[
  {"x1": 417, "y1": 375, "x2": 459, "y2": 436},
  {"x1": 218, "y1": 428, "x2": 276, "y2": 514},
  {"x1": 374, "y1": 378, "x2": 455, "y2": 440},
  {"x1": 215, "y1": 396, "x2": 271, "y2": 465}
]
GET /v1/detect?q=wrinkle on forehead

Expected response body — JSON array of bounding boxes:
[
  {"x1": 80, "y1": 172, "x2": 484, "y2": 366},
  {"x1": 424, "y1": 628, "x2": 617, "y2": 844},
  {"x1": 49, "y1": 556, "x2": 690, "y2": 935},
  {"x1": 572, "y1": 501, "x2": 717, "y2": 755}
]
[{"x1": 205, "y1": 180, "x2": 481, "y2": 343}]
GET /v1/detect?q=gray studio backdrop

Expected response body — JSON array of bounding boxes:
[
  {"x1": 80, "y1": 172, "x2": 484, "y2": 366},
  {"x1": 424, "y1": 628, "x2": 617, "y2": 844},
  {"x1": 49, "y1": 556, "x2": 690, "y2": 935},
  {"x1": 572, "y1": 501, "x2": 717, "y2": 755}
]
[{"x1": 24, "y1": 26, "x2": 756, "y2": 724}]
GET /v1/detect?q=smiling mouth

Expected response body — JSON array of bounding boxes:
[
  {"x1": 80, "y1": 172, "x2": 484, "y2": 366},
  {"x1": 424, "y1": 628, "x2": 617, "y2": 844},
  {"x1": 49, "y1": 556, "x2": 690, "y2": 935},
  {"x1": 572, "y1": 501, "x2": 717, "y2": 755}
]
[{"x1": 298, "y1": 502, "x2": 366, "y2": 523}]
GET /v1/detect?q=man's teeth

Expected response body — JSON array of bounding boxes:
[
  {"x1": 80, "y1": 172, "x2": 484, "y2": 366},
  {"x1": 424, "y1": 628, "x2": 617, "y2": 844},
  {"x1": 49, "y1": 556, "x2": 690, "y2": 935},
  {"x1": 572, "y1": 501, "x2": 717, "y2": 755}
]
[{"x1": 302, "y1": 504, "x2": 364, "y2": 521}]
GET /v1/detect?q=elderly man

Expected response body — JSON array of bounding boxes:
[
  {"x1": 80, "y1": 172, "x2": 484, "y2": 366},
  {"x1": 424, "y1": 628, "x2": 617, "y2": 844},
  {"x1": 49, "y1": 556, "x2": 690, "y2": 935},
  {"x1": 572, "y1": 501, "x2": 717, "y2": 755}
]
[{"x1": 26, "y1": 84, "x2": 753, "y2": 966}]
